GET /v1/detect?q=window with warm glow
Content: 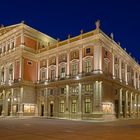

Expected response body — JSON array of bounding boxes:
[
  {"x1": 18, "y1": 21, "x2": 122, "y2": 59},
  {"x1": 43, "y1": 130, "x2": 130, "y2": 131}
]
[
  {"x1": 71, "y1": 63, "x2": 78, "y2": 76},
  {"x1": 85, "y1": 98, "x2": 91, "y2": 113},
  {"x1": 72, "y1": 100, "x2": 77, "y2": 113},
  {"x1": 102, "y1": 103, "x2": 113, "y2": 113},
  {"x1": 24, "y1": 105, "x2": 35, "y2": 113},
  {"x1": 85, "y1": 60, "x2": 91, "y2": 73},
  {"x1": 60, "y1": 100, "x2": 64, "y2": 113}
]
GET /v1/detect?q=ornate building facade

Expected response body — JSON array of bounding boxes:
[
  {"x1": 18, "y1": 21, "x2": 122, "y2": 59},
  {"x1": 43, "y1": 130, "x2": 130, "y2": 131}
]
[{"x1": 0, "y1": 21, "x2": 140, "y2": 120}]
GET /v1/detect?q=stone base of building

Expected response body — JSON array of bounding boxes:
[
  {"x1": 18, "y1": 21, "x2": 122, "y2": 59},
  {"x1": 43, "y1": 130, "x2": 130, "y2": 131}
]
[{"x1": 102, "y1": 114, "x2": 116, "y2": 121}]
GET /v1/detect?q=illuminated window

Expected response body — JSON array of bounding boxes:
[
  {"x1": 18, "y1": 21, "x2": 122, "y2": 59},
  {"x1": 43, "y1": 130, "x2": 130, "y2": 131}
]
[
  {"x1": 40, "y1": 69, "x2": 46, "y2": 81},
  {"x1": 71, "y1": 100, "x2": 77, "y2": 113},
  {"x1": 102, "y1": 103, "x2": 113, "y2": 114},
  {"x1": 24, "y1": 105, "x2": 35, "y2": 113},
  {"x1": 85, "y1": 98, "x2": 91, "y2": 113},
  {"x1": 85, "y1": 60, "x2": 91, "y2": 73},
  {"x1": 61, "y1": 67, "x2": 65, "y2": 78},
  {"x1": 71, "y1": 63, "x2": 78, "y2": 76},
  {"x1": 70, "y1": 86, "x2": 78, "y2": 94},
  {"x1": 83, "y1": 84, "x2": 92, "y2": 92},
  {"x1": 9, "y1": 64, "x2": 13, "y2": 80},
  {"x1": 51, "y1": 69, "x2": 55, "y2": 80},
  {"x1": 12, "y1": 105, "x2": 18, "y2": 113},
  {"x1": 60, "y1": 100, "x2": 64, "y2": 113}
]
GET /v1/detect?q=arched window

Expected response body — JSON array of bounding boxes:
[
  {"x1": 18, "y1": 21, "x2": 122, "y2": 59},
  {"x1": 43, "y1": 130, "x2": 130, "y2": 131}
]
[
  {"x1": 84, "y1": 60, "x2": 92, "y2": 73},
  {"x1": 71, "y1": 62, "x2": 78, "y2": 76},
  {"x1": 40, "y1": 68, "x2": 46, "y2": 82},
  {"x1": 9, "y1": 64, "x2": 13, "y2": 80}
]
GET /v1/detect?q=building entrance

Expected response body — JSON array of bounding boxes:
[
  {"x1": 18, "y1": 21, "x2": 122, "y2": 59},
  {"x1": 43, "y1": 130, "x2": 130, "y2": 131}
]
[
  {"x1": 0, "y1": 105, "x2": 2, "y2": 115},
  {"x1": 50, "y1": 104, "x2": 53, "y2": 117},
  {"x1": 8, "y1": 100, "x2": 11, "y2": 116},
  {"x1": 115, "y1": 100, "x2": 119, "y2": 118},
  {"x1": 41, "y1": 104, "x2": 44, "y2": 116}
]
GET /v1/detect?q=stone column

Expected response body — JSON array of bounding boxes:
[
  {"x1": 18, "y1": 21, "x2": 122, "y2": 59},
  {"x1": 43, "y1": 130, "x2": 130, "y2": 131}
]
[
  {"x1": 94, "y1": 44, "x2": 102, "y2": 74},
  {"x1": 12, "y1": 62, "x2": 15, "y2": 81},
  {"x1": 93, "y1": 81, "x2": 102, "y2": 117},
  {"x1": 130, "y1": 92, "x2": 133, "y2": 117},
  {"x1": 134, "y1": 94, "x2": 137, "y2": 116},
  {"x1": 112, "y1": 53, "x2": 115, "y2": 79},
  {"x1": 119, "y1": 59, "x2": 122, "y2": 82},
  {"x1": 137, "y1": 74, "x2": 139, "y2": 90},
  {"x1": 136, "y1": 94, "x2": 139, "y2": 117},
  {"x1": 19, "y1": 57, "x2": 23, "y2": 80},
  {"x1": 37, "y1": 60, "x2": 40, "y2": 82},
  {"x1": 21, "y1": 30, "x2": 24, "y2": 45},
  {"x1": 2, "y1": 90, "x2": 6, "y2": 116},
  {"x1": 79, "y1": 48, "x2": 83, "y2": 75},
  {"x1": 125, "y1": 64, "x2": 128, "y2": 85},
  {"x1": 65, "y1": 85, "x2": 69, "y2": 118},
  {"x1": 125, "y1": 90, "x2": 128, "y2": 118},
  {"x1": 46, "y1": 59, "x2": 49, "y2": 81},
  {"x1": 4, "y1": 66, "x2": 7, "y2": 83},
  {"x1": 118, "y1": 88, "x2": 123, "y2": 118},
  {"x1": 78, "y1": 83, "x2": 82, "y2": 118},
  {"x1": 138, "y1": 95, "x2": 140, "y2": 117},
  {"x1": 134, "y1": 71, "x2": 136, "y2": 89},
  {"x1": 55, "y1": 55, "x2": 59, "y2": 80},
  {"x1": 18, "y1": 87, "x2": 23, "y2": 116},
  {"x1": 66, "y1": 51, "x2": 70, "y2": 78},
  {"x1": 10, "y1": 88, "x2": 14, "y2": 116},
  {"x1": 44, "y1": 88, "x2": 48, "y2": 117}
]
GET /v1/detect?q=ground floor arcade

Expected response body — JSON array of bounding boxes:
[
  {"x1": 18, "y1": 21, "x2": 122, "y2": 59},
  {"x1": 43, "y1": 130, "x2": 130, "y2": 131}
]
[{"x1": 0, "y1": 80, "x2": 140, "y2": 120}]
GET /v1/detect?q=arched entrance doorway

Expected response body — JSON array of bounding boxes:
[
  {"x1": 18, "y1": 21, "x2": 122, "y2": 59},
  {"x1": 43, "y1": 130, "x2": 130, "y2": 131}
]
[
  {"x1": 50, "y1": 101, "x2": 54, "y2": 117},
  {"x1": 41, "y1": 104, "x2": 44, "y2": 116}
]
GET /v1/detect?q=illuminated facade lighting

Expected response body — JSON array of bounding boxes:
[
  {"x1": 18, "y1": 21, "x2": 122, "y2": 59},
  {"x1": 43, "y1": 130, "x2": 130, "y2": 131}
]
[{"x1": 0, "y1": 20, "x2": 140, "y2": 120}]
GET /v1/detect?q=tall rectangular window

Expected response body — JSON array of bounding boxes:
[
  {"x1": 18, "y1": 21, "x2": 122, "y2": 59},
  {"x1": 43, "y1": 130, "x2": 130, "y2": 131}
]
[
  {"x1": 85, "y1": 99, "x2": 91, "y2": 113},
  {"x1": 61, "y1": 67, "x2": 65, "y2": 78},
  {"x1": 85, "y1": 60, "x2": 91, "y2": 73},
  {"x1": 41, "y1": 71, "x2": 46, "y2": 81},
  {"x1": 60, "y1": 100, "x2": 65, "y2": 113},
  {"x1": 51, "y1": 69, "x2": 55, "y2": 80},
  {"x1": 86, "y1": 48, "x2": 90, "y2": 54},
  {"x1": 71, "y1": 100, "x2": 77, "y2": 113},
  {"x1": 72, "y1": 63, "x2": 78, "y2": 76}
]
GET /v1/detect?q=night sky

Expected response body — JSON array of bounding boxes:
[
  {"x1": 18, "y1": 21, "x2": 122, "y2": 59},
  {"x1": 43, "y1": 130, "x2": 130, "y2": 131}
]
[{"x1": 0, "y1": 0, "x2": 140, "y2": 62}]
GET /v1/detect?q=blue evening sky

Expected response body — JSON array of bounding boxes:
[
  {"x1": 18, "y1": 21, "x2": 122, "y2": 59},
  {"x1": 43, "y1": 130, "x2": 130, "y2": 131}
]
[{"x1": 0, "y1": 0, "x2": 140, "y2": 62}]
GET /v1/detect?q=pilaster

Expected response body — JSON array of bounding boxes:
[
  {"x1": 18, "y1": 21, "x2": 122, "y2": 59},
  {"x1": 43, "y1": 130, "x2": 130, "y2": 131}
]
[
  {"x1": 112, "y1": 53, "x2": 115, "y2": 79},
  {"x1": 119, "y1": 59, "x2": 122, "y2": 82},
  {"x1": 92, "y1": 81, "x2": 103, "y2": 118},
  {"x1": 118, "y1": 88, "x2": 123, "y2": 118},
  {"x1": 66, "y1": 51, "x2": 70, "y2": 78},
  {"x1": 93, "y1": 44, "x2": 102, "y2": 74},
  {"x1": 125, "y1": 63, "x2": 128, "y2": 85},
  {"x1": 79, "y1": 48, "x2": 83, "y2": 75}
]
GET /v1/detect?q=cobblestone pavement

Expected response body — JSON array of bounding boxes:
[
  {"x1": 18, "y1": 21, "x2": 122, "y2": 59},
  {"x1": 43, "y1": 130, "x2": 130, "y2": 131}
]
[{"x1": 0, "y1": 117, "x2": 140, "y2": 140}]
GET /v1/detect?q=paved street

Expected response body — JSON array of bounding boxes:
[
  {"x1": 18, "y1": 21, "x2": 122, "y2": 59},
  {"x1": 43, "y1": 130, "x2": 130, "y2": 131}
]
[{"x1": 0, "y1": 117, "x2": 140, "y2": 140}]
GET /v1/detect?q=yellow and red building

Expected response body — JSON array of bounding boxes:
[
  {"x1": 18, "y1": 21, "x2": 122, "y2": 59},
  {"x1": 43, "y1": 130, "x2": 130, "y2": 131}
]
[{"x1": 0, "y1": 21, "x2": 140, "y2": 120}]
